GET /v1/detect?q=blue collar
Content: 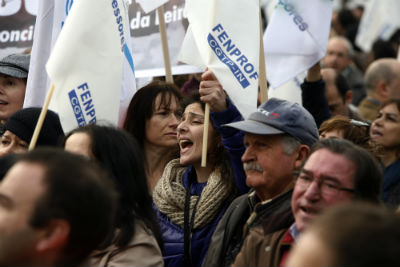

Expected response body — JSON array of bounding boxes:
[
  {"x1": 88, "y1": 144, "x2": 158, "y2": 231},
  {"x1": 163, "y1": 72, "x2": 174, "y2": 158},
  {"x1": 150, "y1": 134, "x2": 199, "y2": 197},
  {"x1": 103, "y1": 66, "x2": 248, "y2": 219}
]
[{"x1": 289, "y1": 223, "x2": 301, "y2": 242}]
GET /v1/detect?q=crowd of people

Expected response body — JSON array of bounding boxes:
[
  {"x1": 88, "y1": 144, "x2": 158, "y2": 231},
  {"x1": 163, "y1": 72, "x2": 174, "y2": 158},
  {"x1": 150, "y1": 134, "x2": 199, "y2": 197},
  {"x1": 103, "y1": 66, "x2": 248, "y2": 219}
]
[{"x1": 0, "y1": 1, "x2": 400, "y2": 266}]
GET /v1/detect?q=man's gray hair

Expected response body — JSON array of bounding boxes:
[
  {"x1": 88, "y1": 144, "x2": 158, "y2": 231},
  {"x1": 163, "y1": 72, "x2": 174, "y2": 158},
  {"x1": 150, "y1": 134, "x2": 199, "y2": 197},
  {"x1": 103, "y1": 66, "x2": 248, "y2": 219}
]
[
  {"x1": 281, "y1": 134, "x2": 301, "y2": 155},
  {"x1": 365, "y1": 59, "x2": 398, "y2": 92},
  {"x1": 330, "y1": 36, "x2": 354, "y2": 58}
]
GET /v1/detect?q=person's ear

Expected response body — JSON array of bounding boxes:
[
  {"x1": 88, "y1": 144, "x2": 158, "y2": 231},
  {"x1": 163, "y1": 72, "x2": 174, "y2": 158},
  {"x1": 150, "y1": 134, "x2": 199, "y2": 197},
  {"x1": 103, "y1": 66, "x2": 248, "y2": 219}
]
[
  {"x1": 294, "y1": 145, "x2": 310, "y2": 169},
  {"x1": 36, "y1": 219, "x2": 70, "y2": 252},
  {"x1": 345, "y1": 90, "x2": 353, "y2": 105},
  {"x1": 376, "y1": 81, "x2": 390, "y2": 100}
]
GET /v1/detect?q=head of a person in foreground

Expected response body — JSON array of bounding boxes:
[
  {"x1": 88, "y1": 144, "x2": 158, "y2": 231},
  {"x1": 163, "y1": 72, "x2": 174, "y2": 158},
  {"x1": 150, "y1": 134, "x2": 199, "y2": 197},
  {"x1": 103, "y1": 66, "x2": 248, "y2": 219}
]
[
  {"x1": 286, "y1": 202, "x2": 399, "y2": 267},
  {"x1": 291, "y1": 138, "x2": 382, "y2": 233},
  {"x1": 64, "y1": 124, "x2": 162, "y2": 250},
  {"x1": 0, "y1": 148, "x2": 117, "y2": 266}
]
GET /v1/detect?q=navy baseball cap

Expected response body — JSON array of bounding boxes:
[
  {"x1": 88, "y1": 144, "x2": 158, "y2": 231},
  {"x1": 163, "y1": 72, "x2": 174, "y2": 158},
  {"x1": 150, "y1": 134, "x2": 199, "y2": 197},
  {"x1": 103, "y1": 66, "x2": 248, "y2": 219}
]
[
  {"x1": 224, "y1": 98, "x2": 319, "y2": 147},
  {"x1": 0, "y1": 53, "x2": 30, "y2": 79}
]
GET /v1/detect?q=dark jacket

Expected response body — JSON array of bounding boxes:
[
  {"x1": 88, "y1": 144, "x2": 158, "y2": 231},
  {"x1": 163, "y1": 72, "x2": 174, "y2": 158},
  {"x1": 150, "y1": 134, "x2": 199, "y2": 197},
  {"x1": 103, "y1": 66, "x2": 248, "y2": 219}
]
[
  {"x1": 201, "y1": 189, "x2": 293, "y2": 267},
  {"x1": 232, "y1": 226, "x2": 292, "y2": 267},
  {"x1": 154, "y1": 99, "x2": 248, "y2": 267},
  {"x1": 383, "y1": 158, "x2": 400, "y2": 207},
  {"x1": 301, "y1": 79, "x2": 331, "y2": 127}
]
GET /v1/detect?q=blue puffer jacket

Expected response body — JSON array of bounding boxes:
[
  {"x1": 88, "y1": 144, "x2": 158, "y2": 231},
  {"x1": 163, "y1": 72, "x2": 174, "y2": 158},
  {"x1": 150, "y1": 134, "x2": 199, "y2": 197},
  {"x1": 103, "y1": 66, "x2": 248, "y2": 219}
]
[{"x1": 153, "y1": 99, "x2": 248, "y2": 267}]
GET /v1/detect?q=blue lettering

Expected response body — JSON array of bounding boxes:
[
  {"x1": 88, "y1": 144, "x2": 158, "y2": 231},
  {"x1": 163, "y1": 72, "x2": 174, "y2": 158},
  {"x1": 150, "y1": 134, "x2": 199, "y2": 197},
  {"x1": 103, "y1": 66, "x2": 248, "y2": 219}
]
[
  {"x1": 277, "y1": 0, "x2": 308, "y2": 31},
  {"x1": 212, "y1": 24, "x2": 224, "y2": 32},
  {"x1": 80, "y1": 91, "x2": 91, "y2": 102},
  {"x1": 237, "y1": 55, "x2": 248, "y2": 66},
  {"x1": 78, "y1": 83, "x2": 89, "y2": 91},
  {"x1": 223, "y1": 39, "x2": 236, "y2": 53},
  {"x1": 112, "y1": 0, "x2": 126, "y2": 51},
  {"x1": 230, "y1": 48, "x2": 241, "y2": 57},
  {"x1": 68, "y1": 90, "x2": 87, "y2": 126},
  {"x1": 218, "y1": 31, "x2": 229, "y2": 43},
  {"x1": 244, "y1": 63, "x2": 254, "y2": 74},
  {"x1": 87, "y1": 109, "x2": 96, "y2": 118},
  {"x1": 83, "y1": 99, "x2": 94, "y2": 112},
  {"x1": 112, "y1": 0, "x2": 118, "y2": 8},
  {"x1": 208, "y1": 34, "x2": 250, "y2": 89}
]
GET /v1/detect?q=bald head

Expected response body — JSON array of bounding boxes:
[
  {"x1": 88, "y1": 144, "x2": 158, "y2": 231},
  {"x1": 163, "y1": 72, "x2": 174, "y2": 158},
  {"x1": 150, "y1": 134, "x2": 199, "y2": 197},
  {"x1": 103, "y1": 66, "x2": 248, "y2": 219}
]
[
  {"x1": 365, "y1": 58, "x2": 400, "y2": 100},
  {"x1": 324, "y1": 36, "x2": 354, "y2": 72}
]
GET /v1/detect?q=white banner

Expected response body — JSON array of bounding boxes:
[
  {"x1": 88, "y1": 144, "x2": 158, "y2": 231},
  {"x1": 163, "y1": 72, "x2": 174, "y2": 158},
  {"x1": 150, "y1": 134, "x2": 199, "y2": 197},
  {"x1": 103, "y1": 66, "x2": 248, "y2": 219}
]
[
  {"x1": 1, "y1": 1, "x2": 198, "y2": 79},
  {"x1": 46, "y1": 0, "x2": 131, "y2": 133},
  {"x1": 264, "y1": 0, "x2": 333, "y2": 89},
  {"x1": 136, "y1": 0, "x2": 169, "y2": 14},
  {"x1": 25, "y1": 0, "x2": 135, "y2": 129},
  {"x1": 179, "y1": 0, "x2": 259, "y2": 118},
  {"x1": 356, "y1": 0, "x2": 400, "y2": 52}
]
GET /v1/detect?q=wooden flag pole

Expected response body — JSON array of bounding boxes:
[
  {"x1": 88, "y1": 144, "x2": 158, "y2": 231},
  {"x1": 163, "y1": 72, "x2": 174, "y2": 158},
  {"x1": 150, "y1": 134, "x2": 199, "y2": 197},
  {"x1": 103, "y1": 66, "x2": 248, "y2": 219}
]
[
  {"x1": 201, "y1": 103, "x2": 210, "y2": 167},
  {"x1": 157, "y1": 6, "x2": 174, "y2": 83},
  {"x1": 201, "y1": 0, "x2": 218, "y2": 168},
  {"x1": 29, "y1": 83, "x2": 55, "y2": 150},
  {"x1": 259, "y1": 8, "x2": 268, "y2": 103}
]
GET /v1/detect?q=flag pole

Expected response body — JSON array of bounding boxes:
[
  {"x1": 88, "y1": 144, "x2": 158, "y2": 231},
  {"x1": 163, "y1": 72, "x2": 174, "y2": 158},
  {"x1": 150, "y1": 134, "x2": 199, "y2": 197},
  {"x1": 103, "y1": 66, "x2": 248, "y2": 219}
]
[
  {"x1": 29, "y1": 83, "x2": 55, "y2": 150},
  {"x1": 201, "y1": 103, "x2": 210, "y2": 167},
  {"x1": 201, "y1": 0, "x2": 218, "y2": 168},
  {"x1": 157, "y1": 6, "x2": 174, "y2": 83},
  {"x1": 259, "y1": 4, "x2": 268, "y2": 103}
]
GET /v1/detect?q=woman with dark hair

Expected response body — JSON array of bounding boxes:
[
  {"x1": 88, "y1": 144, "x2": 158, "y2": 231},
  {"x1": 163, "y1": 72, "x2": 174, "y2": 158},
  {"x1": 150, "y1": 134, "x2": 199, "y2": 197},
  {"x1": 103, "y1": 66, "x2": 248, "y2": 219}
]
[
  {"x1": 152, "y1": 70, "x2": 248, "y2": 267},
  {"x1": 370, "y1": 99, "x2": 400, "y2": 206},
  {"x1": 64, "y1": 124, "x2": 163, "y2": 266},
  {"x1": 123, "y1": 81, "x2": 183, "y2": 190}
]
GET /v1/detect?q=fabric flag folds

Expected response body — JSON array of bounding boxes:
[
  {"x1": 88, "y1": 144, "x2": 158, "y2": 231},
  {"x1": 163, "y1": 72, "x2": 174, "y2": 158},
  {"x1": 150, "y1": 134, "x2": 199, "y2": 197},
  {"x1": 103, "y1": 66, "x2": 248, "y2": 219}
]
[
  {"x1": 46, "y1": 0, "x2": 132, "y2": 132},
  {"x1": 25, "y1": 0, "x2": 135, "y2": 130},
  {"x1": 264, "y1": 0, "x2": 333, "y2": 89},
  {"x1": 178, "y1": 0, "x2": 259, "y2": 118},
  {"x1": 24, "y1": 0, "x2": 60, "y2": 108},
  {"x1": 136, "y1": 0, "x2": 169, "y2": 13}
]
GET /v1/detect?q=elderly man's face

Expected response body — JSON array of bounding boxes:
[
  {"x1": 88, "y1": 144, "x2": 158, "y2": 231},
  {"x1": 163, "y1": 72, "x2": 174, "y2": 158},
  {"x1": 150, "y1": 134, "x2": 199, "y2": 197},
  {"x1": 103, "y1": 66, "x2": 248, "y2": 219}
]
[
  {"x1": 323, "y1": 38, "x2": 351, "y2": 72},
  {"x1": 242, "y1": 134, "x2": 299, "y2": 201},
  {"x1": 291, "y1": 148, "x2": 355, "y2": 232}
]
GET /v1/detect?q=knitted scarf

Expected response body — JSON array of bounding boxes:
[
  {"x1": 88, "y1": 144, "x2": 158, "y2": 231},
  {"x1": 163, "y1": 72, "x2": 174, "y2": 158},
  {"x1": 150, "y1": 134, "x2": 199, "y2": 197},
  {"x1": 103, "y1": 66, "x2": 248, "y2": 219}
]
[{"x1": 153, "y1": 159, "x2": 232, "y2": 229}]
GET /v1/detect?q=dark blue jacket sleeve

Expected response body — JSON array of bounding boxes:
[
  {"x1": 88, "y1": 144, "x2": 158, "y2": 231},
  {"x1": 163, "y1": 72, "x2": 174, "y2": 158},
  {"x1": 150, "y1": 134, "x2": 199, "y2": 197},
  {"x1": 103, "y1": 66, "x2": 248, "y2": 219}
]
[
  {"x1": 210, "y1": 98, "x2": 249, "y2": 195},
  {"x1": 301, "y1": 79, "x2": 331, "y2": 128}
]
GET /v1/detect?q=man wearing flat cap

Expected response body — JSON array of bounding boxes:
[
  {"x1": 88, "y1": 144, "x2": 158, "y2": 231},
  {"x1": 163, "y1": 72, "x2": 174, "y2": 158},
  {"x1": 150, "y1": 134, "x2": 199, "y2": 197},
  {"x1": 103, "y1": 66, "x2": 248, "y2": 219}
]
[
  {"x1": 0, "y1": 53, "x2": 30, "y2": 132},
  {"x1": 202, "y1": 98, "x2": 319, "y2": 267}
]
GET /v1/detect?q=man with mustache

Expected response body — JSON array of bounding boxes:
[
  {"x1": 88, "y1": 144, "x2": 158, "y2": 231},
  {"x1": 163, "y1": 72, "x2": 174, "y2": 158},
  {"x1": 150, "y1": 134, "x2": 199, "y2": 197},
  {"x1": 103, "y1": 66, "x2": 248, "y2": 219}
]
[
  {"x1": 232, "y1": 138, "x2": 382, "y2": 267},
  {"x1": 202, "y1": 98, "x2": 318, "y2": 267}
]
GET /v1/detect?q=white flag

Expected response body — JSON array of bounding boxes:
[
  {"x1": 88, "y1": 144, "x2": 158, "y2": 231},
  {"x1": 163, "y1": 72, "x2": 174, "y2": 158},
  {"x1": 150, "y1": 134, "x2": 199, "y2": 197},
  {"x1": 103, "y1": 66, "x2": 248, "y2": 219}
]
[
  {"x1": 25, "y1": 0, "x2": 135, "y2": 129},
  {"x1": 356, "y1": 0, "x2": 400, "y2": 52},
  {"x1": 264, "y1": 0, "x2": 333, "y2": 89},
  {"x1": 46, "y1": 0, "x2": 131, "y2": 133},
  {"x1": 179, "y1": 0, "x2": 259, "y2": 118},
  {"x1": 136, "y1": 0, "x2": 168, "y2": 14},
  {"x1": 24, "y1": 0, "x2": 56, "y2": 108}
]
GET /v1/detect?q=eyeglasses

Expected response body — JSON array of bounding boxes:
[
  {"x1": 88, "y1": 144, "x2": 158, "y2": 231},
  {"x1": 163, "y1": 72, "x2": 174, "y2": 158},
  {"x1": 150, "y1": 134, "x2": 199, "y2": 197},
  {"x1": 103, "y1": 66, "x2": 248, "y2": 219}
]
[{"x1": 293, "y1": 170, "x2": 355, "y2": 196}]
